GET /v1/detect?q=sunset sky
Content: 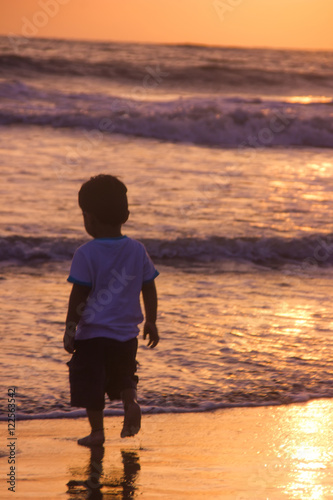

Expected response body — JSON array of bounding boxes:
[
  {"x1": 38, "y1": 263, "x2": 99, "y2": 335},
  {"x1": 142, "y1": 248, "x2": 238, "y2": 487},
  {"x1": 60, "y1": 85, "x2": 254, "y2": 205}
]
[{"x1": 1, "y1": 0, "x2": 333, "y2": 50}]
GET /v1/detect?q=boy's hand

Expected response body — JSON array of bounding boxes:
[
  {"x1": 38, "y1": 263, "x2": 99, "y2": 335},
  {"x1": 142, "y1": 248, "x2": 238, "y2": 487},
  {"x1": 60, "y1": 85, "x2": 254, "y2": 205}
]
[
  {"x1": 63, "y1": 329, "x2": 75, "y2": 354},
  {"x1": 143, "y1": 321, "x2": 159, "y2": 348}
]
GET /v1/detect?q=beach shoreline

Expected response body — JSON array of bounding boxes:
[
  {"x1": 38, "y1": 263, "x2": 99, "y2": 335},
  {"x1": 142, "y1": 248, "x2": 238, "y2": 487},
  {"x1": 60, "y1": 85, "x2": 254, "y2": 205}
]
[{"x1": 1, "y1": 398, "x2": 333, "y2": 499}]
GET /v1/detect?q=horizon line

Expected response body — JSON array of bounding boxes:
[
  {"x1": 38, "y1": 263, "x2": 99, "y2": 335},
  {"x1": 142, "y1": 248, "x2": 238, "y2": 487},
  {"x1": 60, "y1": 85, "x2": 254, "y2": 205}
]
[{"x1": 1, "y1": 33, "x2": 332, "y2": 54}]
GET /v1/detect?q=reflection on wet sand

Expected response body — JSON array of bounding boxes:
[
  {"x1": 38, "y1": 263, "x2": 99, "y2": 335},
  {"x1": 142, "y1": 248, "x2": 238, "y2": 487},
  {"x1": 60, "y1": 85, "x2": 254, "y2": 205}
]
[{"x1": 67, "y1": 446, "x2": 140, "y2": 499}]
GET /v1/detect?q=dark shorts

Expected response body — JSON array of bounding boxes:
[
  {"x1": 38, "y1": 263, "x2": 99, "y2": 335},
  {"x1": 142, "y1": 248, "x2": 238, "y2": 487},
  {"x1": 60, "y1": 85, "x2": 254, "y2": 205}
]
[{"x1": 67, "y1": 337, "x2": 138, "y2": 411}]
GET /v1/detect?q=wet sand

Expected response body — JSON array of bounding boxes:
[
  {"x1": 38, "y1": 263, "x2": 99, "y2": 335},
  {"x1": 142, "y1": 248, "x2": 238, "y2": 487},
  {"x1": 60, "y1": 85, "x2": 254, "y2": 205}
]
[{"x1": 1, "y1": 399, "x2": 333, "y2": 499}]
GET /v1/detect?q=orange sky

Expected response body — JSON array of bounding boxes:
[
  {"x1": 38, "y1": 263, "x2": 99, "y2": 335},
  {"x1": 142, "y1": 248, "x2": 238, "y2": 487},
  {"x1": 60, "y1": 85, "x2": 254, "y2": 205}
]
[{"x1": 1, "y1": 0, "x2": 333, "y2": 50}]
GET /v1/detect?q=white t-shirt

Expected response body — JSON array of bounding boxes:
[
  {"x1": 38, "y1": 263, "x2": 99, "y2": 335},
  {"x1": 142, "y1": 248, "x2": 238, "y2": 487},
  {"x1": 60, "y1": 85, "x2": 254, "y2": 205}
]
[{"x1": 67, "y1": 236, "x2": 159, "y2": 341}]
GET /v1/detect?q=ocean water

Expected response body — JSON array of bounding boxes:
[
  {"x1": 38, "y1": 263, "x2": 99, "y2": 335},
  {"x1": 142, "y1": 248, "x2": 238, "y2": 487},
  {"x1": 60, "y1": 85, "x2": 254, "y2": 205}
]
[{"x1": 1, "y1": 37, "x2": 333, "y2": 419}]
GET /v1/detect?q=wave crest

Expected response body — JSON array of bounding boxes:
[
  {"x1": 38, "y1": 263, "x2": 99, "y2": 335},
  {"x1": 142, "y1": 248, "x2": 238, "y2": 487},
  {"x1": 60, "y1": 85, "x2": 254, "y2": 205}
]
[
  {"x1": 0, "y1": 84, "x2": 332, "y2": 148},
  {"x1": 2, "y1": 234, "x2": 333, "y2": 267},
  {"x1": 2, "y1": 52, "x2": 333, "y2": 90}
]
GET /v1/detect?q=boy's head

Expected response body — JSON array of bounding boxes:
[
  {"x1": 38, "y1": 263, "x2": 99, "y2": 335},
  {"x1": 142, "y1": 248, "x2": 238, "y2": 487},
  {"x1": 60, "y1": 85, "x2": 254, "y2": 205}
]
[{"x1": 79, "y1": 174, "x2": 129, "y2": 227}]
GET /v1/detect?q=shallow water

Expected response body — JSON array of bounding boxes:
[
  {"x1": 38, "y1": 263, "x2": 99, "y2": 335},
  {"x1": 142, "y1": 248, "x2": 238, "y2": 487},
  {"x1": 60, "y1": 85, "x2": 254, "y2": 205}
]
[
  {"x1": 1, "y1": 127, "x2": 333, "y2": 418},
  {"x1": 1, "y1": 38, "x2": 333, "y2": 418}
]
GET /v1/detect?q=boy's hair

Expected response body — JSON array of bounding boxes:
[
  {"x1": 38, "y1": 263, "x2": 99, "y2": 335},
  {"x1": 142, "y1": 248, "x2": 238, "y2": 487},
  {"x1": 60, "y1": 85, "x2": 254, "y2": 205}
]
[{"x1": 78, "y1": 174, "x2": 129, "y2": 226}]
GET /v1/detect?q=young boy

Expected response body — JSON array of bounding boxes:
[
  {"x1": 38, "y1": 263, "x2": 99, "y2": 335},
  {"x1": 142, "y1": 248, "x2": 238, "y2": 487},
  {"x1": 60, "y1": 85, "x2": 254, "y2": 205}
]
[{"x1": 63, "y1": 174, "x2": 159, "y2": 446}]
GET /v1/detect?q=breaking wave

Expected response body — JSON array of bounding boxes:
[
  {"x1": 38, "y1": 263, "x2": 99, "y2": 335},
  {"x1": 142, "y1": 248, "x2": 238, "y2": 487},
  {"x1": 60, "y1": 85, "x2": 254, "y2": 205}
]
[
  {"x1": 0, "y1": 81, "x2": 332, "y2": 148},
  {"x1": 2, "y1": 234, "x2": 333, "y2": 267}
]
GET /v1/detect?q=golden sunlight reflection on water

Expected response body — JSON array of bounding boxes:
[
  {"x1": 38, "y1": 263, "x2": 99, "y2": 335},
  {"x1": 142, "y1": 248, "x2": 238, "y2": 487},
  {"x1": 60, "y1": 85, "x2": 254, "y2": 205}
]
[
  {"x1": 279, "y1": 400, "x2": 333, "y2": 500},
  {"x1": 286, "y1": 96, "x2": 333, "y2": 104}
]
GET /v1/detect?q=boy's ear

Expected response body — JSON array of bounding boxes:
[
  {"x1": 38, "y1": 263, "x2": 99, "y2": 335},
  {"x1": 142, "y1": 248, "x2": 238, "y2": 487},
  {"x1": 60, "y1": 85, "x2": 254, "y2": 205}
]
[
  {"x1": 83, "y1": 211, "x2": 93, "y2": 223},
  {"x1": 82, "y1": 211, "x2": 97, "y2": 231},
  {"x1": 121, "y1": 210, "x2": 130, "y2": 224}
]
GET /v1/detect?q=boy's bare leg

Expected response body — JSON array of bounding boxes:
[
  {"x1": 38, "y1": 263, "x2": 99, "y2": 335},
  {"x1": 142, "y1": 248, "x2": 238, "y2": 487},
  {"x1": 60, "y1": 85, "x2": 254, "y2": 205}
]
[
  {"x1": 78, "y1": 409, "x2": 105, "y2": 446},
  {"x1": 120, "y1": 388, "x2": 141, "y2": 438}
]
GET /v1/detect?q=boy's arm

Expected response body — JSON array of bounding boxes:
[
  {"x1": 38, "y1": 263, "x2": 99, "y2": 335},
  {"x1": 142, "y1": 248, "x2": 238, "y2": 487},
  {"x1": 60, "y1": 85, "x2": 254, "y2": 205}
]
[
  {"x1": 142, "y1": 280, "x2": 159, "y2": 348},
  {"x1": 63, "y1": 283, "x2": 91, "y2": 353}
]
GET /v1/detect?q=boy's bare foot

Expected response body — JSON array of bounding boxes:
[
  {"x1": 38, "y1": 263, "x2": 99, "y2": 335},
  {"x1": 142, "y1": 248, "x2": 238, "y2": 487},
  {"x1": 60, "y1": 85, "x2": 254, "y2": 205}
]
[
  {"x1": 77, "y1": 429, "x2": 105, "y2": 447},
  {"x1": 121, "y1": 402, "x2": 141, "y2": 438}
]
